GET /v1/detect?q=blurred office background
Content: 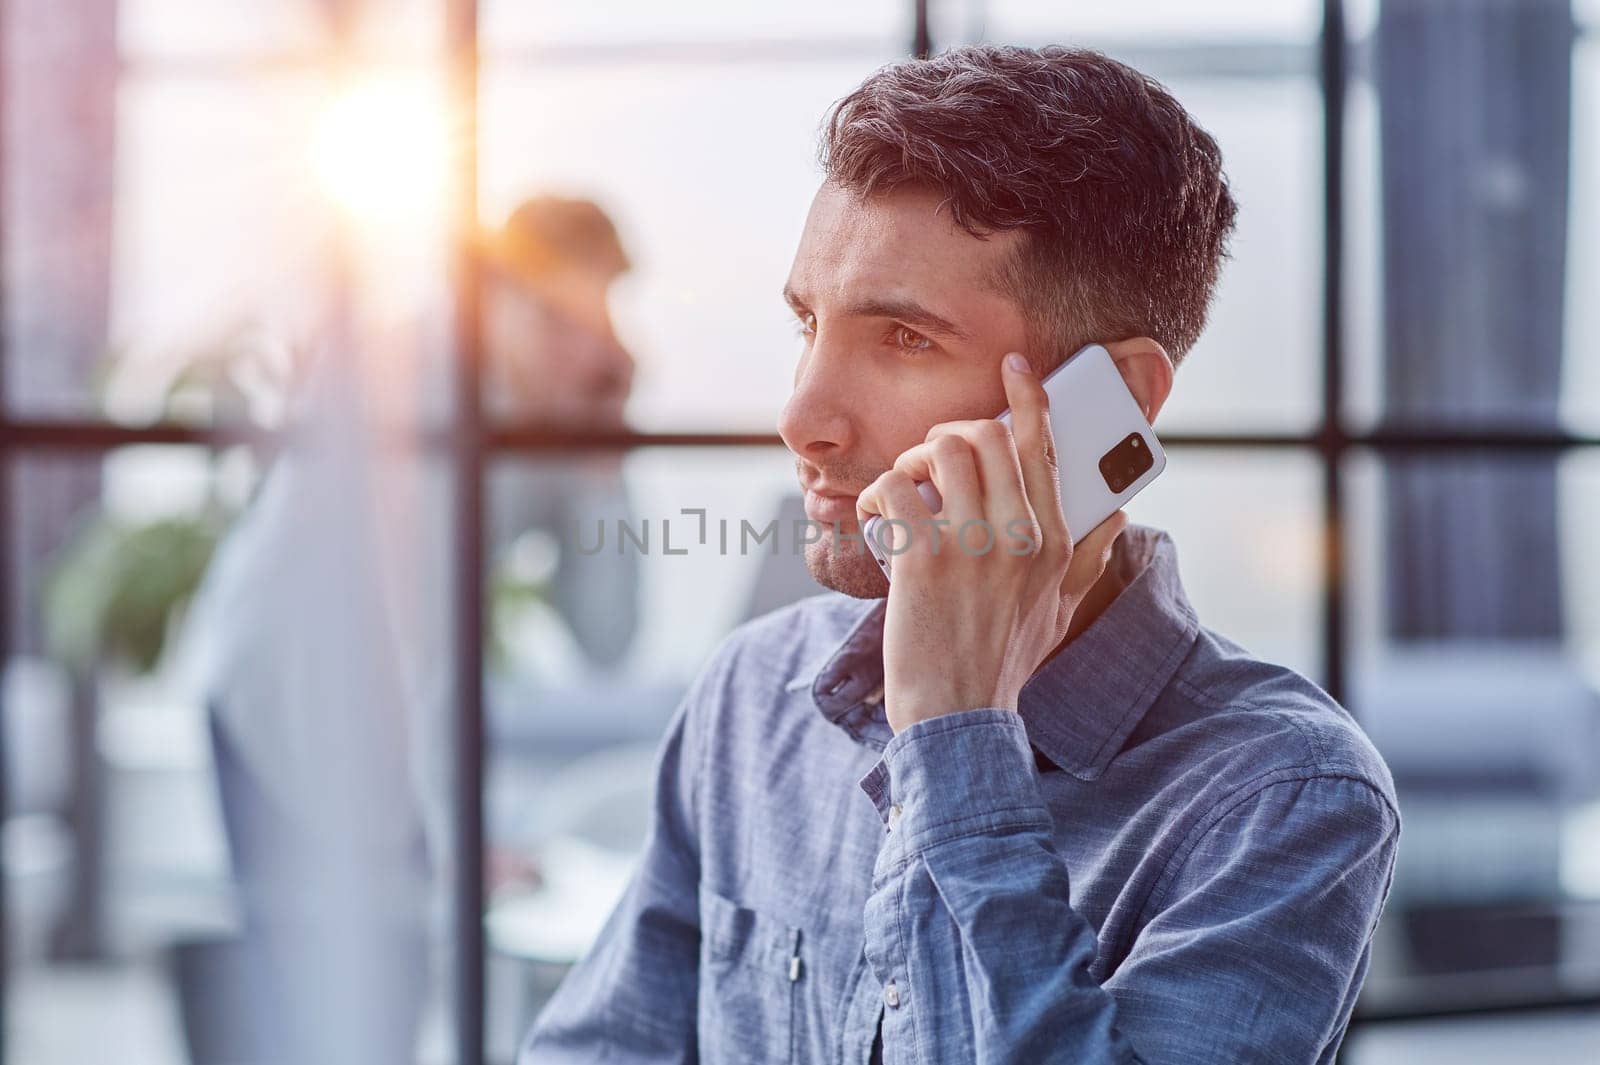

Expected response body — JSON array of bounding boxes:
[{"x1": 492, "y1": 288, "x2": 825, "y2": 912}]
[{"x1": 2, "y1": 0, "x2": 1600, "y2": 1061}]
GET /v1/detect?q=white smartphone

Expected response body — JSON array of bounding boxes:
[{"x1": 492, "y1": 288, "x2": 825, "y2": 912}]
[{"x1": 863, "y1": 343, "x2": 1166, "y2": 579}]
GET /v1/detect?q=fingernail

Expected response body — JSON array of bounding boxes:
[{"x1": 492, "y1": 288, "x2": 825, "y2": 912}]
[{"x1": 1005, "y1": 353, "x2": 1031, "y2": 374}]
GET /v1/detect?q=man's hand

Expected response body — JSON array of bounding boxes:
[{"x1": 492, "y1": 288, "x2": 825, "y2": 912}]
[{"x1": 856, "y1": 351, "x2": 1128, "y2": 734}]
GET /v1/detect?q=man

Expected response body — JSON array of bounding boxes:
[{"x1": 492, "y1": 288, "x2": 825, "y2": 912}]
[
  {"x1": 521, "y1": 45, "x2": 1398, "y2": 1064},
  {"x1": 480, "y1": 195, "x2": 636, "y2": 431},
  {"x1": 479, "y1": 195, "x2": 641, "y2": 671}
]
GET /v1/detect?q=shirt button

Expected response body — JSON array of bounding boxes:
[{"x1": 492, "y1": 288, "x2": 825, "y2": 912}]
[{"x1": 884, "y1": 980, "x2": 901, "y2": 1008}]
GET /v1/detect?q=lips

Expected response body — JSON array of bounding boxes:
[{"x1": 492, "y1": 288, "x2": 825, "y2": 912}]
[{"x1": 803, "y1": 488, "x2": 859, "y2": 525}]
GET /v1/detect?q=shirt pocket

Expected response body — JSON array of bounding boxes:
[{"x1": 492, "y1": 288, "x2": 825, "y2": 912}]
[{"x1": 697, "y1": 884, "x2": 803, "y2": 1065}]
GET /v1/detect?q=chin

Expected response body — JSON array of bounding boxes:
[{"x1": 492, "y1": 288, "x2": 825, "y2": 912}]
[{"x1": 804, "y1": 540, "x2": 888, "y2": 600}]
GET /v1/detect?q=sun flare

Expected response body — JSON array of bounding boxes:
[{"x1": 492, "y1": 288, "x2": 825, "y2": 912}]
[{"x1": 311, "y1": 74, "x2": 453, "y2": 224}]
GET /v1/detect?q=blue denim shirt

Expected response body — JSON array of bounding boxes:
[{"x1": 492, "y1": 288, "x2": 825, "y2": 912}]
[{"x1": 521, "y1": 523, "x2": 1400, "y2": 1064}]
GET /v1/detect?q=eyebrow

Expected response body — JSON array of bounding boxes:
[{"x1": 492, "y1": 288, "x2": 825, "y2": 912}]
[{"x1": 781, "y1": 284, "x2": 974, "y2": 342}]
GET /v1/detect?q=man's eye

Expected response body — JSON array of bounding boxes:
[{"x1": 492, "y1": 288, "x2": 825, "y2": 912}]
[{"x1": 893, "y1": 326, "x2": 933, "y2": 354}]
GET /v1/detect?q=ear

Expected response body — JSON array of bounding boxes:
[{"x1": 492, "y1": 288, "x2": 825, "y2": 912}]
[{"x1": 1101, "y1": 336, "x2": 1174, "y2": 425}]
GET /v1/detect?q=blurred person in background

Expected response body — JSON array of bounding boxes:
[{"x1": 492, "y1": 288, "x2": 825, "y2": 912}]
[
  {"x1": 523, "y1": 46, "x2": 1399, "y2": 1065},
  {"x1": 480, "y1": 196, "x2": 641, "y2": 673},
  {"x1": 185, "y1": 195, "x2": 639, "y2": 1065},
  {"x1": 481, "y1": 196, "x2": 636, "y2": 431}
]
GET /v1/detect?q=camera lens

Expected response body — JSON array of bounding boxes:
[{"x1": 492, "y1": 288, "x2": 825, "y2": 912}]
[{"x1": 1131, "y1": 437, "x2": 1141, "y2": 449}]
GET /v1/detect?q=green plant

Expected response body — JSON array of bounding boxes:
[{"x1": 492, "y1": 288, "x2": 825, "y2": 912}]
[{"x1": 42, "y1": 508, "x2": 232, "y2": 676}]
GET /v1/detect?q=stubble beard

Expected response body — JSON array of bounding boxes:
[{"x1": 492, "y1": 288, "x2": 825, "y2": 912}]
[{"x1": 803, "y1": 528, "x2": 888, "y2": 600}]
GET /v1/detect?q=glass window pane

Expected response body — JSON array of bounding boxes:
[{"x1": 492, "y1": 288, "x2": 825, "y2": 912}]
[
  {"x1": 10, "y1": 2, "x2": 458, "y2": 425},
  {"x1": 10, "y1": 59, "x2": 464, "y2": 425},
  {"x1": 1562, "y1": 36, "x2": 1600, "y2": 435},
  {"x1": 4, "y1": 369, "x2": 467, "y2": 1059},
  {"x1": 4, "y1": 61, "x2": 351, "y2": 423},
  {"x1": 485, "y1": 447, "x2": 809, "y2": 691},
  {"x1": 1344, "y1": 72, "x2": 1385, "y2": 431},
  {"x1": 4, "y1": 450, "x2": 240, "y2": 1062},
  {"x1": 483, "y1": 446, "x2": 809, "y2": 1058},
  {"x1": 1343, "y1": 450, "x2": 1600, "y2": 1015},
  {"x1": 480, "y1": 56, "x2": 901, "y2": 432},
  {"x1": 1153, "y1": 78, "x2": 1323, "y2": 433},
  {"x1": 1122, "y1": 447, "x2": 1324, "y2": 679},
  {"x1": 1343, "y1": 2, "x2": 1593, "y2": 435},
  {"x1": 104, "y1": 74, "x2": 345, "y2": 426}
]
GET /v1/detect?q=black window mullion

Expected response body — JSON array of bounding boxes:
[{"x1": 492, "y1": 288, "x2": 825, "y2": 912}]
[
  {"x1": 0, "y1": 0, "x2": 9, "y2": 1046},
  {"x1": 446, "y1": 1, "x2": 487, "y2": 1063},
  {"x1": 1320, "y1": 0, "x2": 1349, "y2": 707}
]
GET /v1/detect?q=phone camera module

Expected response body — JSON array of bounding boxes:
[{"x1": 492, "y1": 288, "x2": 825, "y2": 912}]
[{"x1": 1099, "y1": 432, "x2": 1154, "y2": 494}]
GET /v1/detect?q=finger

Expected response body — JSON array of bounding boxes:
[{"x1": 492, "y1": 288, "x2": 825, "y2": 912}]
[
  {"x1": 1063, "y1": 508, "x2": 1129, "y2": 593},
  {"x1": 924, "y1": 418, "x2": 1034, "y2": 543},
  {"x1": 890, "y1": 436, "x2": 983, "y2": 528},
  {"x1": 857, "y1": 468, "x2": 935, "y2": 558},
  {"x1": 1000, "y1": 352, "x2": 1070, "y2": 551}
]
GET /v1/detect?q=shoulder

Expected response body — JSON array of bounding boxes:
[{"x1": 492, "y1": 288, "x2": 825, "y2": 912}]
[
  {"x1": 1155, "y1": 625, "x2": 1400, "y2": 828},
  {"x1": 1130, "y1": 629, "x2": 1402, "y2": 919}
]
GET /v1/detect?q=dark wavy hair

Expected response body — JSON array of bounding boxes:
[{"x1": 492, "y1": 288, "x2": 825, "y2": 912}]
[{"x1": 819, "y1": 44, "x2": 1238, "y2": 366}]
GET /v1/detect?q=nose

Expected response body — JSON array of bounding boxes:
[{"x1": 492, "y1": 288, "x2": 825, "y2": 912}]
[{"x1": 777, "y1": 329, "x2": 861, "y2": 462}]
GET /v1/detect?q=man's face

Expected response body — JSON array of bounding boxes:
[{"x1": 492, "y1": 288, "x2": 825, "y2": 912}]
[
  {"x1": 484, "y1": 268, "x2": 635, "y2": 429},
  {"x1": 779, "y1": 181, "x2": 1034, "y2": 598}
]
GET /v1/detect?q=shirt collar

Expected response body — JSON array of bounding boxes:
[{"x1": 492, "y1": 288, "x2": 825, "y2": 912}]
[{"x1": 807, "y1": 523, "x2": 1201, "y2": 780}]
